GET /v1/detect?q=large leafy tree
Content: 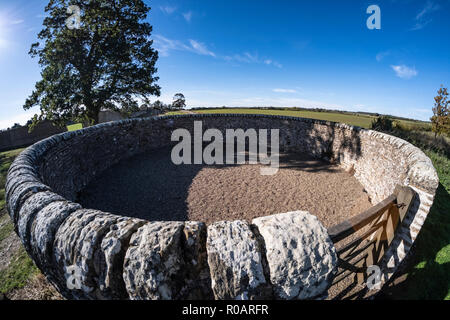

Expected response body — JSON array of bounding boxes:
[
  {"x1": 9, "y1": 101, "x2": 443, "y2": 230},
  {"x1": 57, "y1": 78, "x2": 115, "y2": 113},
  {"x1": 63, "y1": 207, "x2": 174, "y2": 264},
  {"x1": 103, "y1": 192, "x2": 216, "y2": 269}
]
[
  {"x1": 172, "y1": 93, "x2": 186, "y2": 110},
  {"x1": 431, "y1": 85, "x2": 449, "y2": 138},
  {"x1": 24, "y1": 0, "x2": 160, "y2": 127}
]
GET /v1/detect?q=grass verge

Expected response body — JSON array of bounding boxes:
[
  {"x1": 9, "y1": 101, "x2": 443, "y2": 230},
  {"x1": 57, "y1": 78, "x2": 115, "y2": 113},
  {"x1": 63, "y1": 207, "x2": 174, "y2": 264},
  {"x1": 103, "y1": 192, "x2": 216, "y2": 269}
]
[
  {"x1": 0, "y1": 148, "x2": 25, "y2": 212},
  {"x1": 0, "y1": 147, "x2": 41, "y2": 296},
  {"x1": 382, "y1": 149, "x2": 450, "y2": 300},
  {"x1": 0, "y1": 214, "x2": 14, "y2": 243},
  {"x1": 0, "y1": 247, "x2": 39, "y2": 294}
]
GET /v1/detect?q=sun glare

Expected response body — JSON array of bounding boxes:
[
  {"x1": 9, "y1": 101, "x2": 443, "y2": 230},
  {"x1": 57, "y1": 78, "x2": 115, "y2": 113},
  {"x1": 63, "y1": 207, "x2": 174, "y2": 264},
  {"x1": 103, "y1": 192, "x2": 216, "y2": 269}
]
[{"x1": 0, "y1": 11, "x2": 9, "y2": 49}]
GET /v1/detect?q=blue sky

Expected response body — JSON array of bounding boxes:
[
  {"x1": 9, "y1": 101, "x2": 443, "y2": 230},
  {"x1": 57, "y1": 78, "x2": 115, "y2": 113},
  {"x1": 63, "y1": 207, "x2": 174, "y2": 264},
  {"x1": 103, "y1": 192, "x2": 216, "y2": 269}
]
[{"x1": 0, "y1": 0, "x2": 449, "y2": 129}]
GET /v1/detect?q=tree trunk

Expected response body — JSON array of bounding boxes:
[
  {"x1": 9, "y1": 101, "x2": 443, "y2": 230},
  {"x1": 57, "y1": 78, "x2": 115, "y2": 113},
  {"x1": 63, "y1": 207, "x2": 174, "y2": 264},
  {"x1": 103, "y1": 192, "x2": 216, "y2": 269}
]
[
  {"x1": 86, "y1": 103, "x2": 100, "y2": 125},
  {"x1": 92, "y1": 110, "x2": 100, "y2": 125}
]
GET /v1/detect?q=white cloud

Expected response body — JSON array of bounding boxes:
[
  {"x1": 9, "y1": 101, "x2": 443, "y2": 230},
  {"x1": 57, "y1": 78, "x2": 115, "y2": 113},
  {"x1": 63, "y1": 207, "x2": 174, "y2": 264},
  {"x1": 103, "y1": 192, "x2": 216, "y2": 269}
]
[
  {"x1": 154, "y1": 35, "x2": 281, "y2": 68},
  {"x1": 376, "y1": 51, "x2": 390, "y2": 62},
  {"x1": 153, "y1": 35, "x2": 216, "y2": 57},
  {"x1": 159, "y1": 6, "x2": 177, "y2": 14},
  {"x1": 188, "y1": 39, "x2": 215, "y2": 57},
  {"x1": 225, "y1": 53, "x2": 282, "y2": 68},
  {"x1": 273, "y1": 88, "x2": 297, "y2": 93},
  {"x1": 391, "y1": 65, "x2": 418, "y2": 79},
  {"x1": 0, "y1": 12, "x2": 26, "y2": 52},
  {"x1": 0, "y1": 110, "x2": 37, "y2": 130},
  {"x1": 413, "y1": 108, "x2": 431, "y2": 114},
  {"x1": 157, "y1": 89, "x2": 383, "y2": 116},
  {"x1": 264, "y1": 59, "x2": 282, "y2": 68},
  {"x1": 183, "y1": 11, "x2": 193, "y2": 22},
  {"x1": 10, "y1": 19, "x2": 24, "y2": 25},
  {"x1": 416, "y1": 1, "x2": 440, "y2": 20},
  {"x1": 230, "y1": 52, "x2": 259, "y2": 64},
  {"x1": 411, "y1": 1, "x2": 440, "y2": 31},
  {"x1": 228, "y1": 97, "x2": 346, "y2": 110},
  {"x1": 153, "y1": 35, "x2": 185, "y2": 57},
  {"x1": 410, "y1": 20, "x2": 432, "y2": 31},
  {"x1": 0, "y1": 13, "x2": 10, "y2": 50}
]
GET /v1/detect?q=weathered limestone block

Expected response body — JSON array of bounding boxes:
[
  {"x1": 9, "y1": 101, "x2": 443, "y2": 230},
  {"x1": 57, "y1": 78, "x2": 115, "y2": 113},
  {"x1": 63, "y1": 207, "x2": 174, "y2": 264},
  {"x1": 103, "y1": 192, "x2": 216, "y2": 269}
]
[
  {"x1": 30, "y1": 201, "x2": 81, "y2": 280},
  {"x1": 7, "y1": 181, "x2": 51, "y2": 223},
  {"x1": 6, "y1": 161, "x2": 37, "y2": 177},
  {"x1": 206, "y1": 220, "x2": 270, "y2": 300},
  {"x1": 5, "y1": 167, "x2": 37, "y2": 200},
  {"x1": 252, "y1": 211, "x2": 337, "y2": 300},
  {"x1": 53, "y1": 209, "x2": 98, "y2": 298},
  {"x1": 53, "y1": 209, "x2": 118, "y2": 299},
  {"x1": 407, "y1": 160, "x2": 439, "y2": 192},
  {"x1": 94, "y1": 217, "x2": 147, "y2": 299},
  {"x1": 17, "y1": 191, "x2": 65, "y2": 253},
  {"x1": 123, "y1": 222, "x2": 185, "y2": 300},
  {"x1": 178, "y1": 221, "x2": 213, "y2": 299}
]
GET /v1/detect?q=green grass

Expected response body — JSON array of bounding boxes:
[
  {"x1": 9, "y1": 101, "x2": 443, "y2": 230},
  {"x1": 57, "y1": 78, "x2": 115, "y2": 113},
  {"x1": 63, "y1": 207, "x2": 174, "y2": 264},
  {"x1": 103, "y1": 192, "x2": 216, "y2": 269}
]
[
  {"x1": 0, "y1": 214, "x2": 14, "y2": 242},
  {"x1": 394, "y1": 120, "x2": 432, "y2": 132},
  {"x1": 192, "y1": 108, "x2": 376, "y2": 128},
  {"x1": 385, "y1": 150, "x2": 450, "y2": 300},
  {"x1": 165, "y1": 108, "x2": 432, "y2": 133},
  {"x1": 0, "y1": 247, "x2": 39, "y2": 294},
  {"x1": 0, "y1": 147, "x2": 40, "y2": 296},
  {"x1": 0, "y1": 148, "x2": 24, "y2": 212},
  {"x1": 389, "y1": 129, "x2": 450, "y2": 158},
  {"x1": 164, "y1": 111, "x2": 186, "y2": 116}
]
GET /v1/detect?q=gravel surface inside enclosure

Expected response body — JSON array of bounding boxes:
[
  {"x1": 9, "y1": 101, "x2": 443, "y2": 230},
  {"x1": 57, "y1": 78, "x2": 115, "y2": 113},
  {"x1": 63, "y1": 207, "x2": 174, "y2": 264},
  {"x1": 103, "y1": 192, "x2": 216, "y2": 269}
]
[{"x1": 78, "y1": 147, "x2": 372, "y2": 228}]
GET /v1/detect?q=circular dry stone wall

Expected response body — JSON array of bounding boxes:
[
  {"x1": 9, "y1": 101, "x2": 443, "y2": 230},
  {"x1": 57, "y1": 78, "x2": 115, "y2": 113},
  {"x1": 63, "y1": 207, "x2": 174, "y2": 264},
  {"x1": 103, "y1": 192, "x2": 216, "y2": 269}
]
[{"x1": 6, "y1": 114, "x2": 438, "y2": 300}]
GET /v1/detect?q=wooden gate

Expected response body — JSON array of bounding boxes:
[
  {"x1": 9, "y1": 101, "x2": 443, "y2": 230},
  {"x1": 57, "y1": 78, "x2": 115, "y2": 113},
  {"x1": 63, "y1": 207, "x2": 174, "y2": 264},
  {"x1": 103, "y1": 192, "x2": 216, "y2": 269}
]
[{"x1": 327, "y1": 184, "x2": 415, "y2": 297}]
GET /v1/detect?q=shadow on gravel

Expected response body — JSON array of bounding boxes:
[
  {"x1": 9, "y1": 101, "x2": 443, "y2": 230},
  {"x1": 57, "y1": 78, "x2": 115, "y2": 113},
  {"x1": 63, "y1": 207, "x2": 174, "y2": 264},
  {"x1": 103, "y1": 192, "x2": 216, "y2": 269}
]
[
  {"x1": 78, "y1": 147, "x2": 203, "y2": 221},
  {"x1": 278, "y1": 152, "x2": 339, "y2": 173}
]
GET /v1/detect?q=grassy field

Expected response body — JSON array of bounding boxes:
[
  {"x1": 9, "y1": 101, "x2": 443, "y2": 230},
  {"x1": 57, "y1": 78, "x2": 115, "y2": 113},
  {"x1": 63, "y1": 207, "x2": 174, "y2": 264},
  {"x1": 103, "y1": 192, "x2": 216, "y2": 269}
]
[
  {"x1": 193, "y1": 108, "x2": 376, "y2": 128},
  {"x1": 175, "y1": 107, "x2": 431, "y2": 131}
]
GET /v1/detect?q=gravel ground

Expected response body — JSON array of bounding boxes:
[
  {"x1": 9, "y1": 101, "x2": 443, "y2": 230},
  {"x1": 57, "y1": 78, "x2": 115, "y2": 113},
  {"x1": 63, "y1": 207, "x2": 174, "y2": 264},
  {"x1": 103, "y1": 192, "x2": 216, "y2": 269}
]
[
  {"x1": 78, "y1": 147, "x2": 374, "y2": 300},
  {"x1": 79, "y1": 147, "x2": 372, "y2": 228}
]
